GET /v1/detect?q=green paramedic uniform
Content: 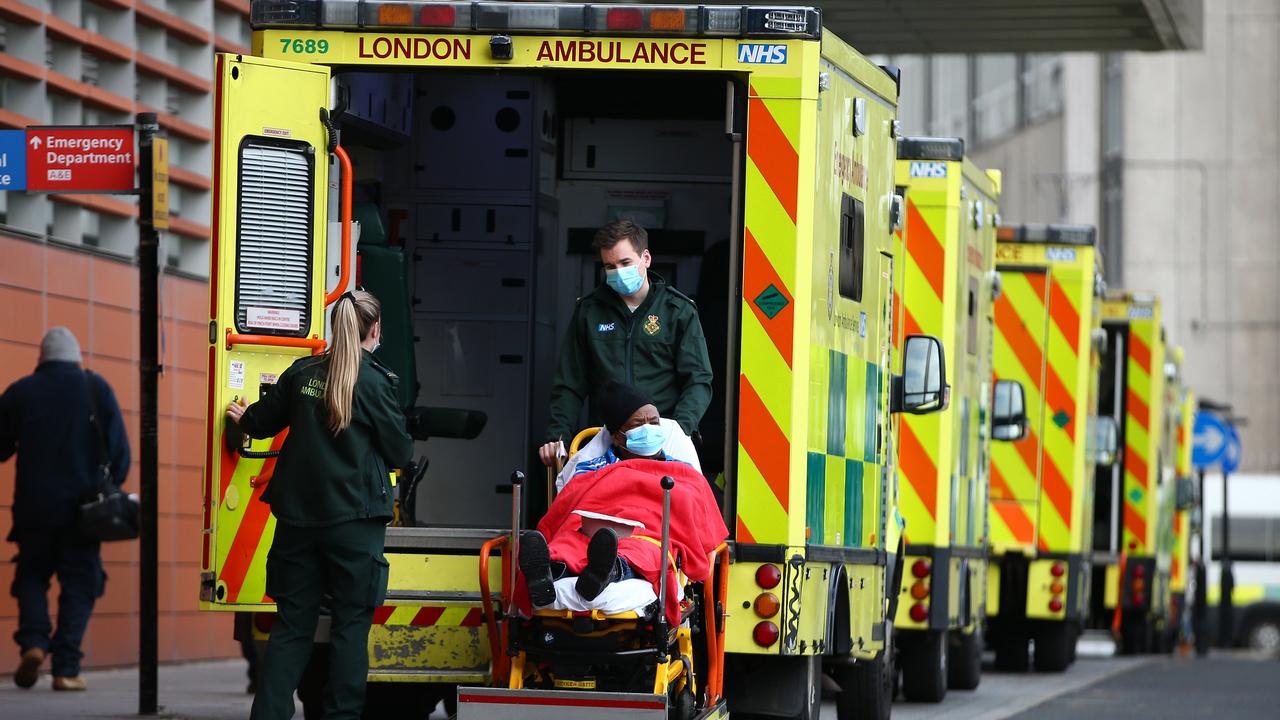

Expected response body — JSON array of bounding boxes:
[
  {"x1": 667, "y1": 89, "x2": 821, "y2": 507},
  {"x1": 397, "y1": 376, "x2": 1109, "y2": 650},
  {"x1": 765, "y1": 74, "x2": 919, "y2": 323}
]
[
  {"x1": 236, "y1": 350, "x2": 414, "y2": 720},
  {"x1": 547, "y1": 272, "x2": 714, "y2": 440}
]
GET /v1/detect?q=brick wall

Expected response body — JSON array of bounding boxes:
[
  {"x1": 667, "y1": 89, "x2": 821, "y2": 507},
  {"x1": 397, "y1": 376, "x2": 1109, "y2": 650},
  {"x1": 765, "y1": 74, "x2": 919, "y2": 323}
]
[{"x1": 0, "y1": 233, "x2": 239, "y2": 668}]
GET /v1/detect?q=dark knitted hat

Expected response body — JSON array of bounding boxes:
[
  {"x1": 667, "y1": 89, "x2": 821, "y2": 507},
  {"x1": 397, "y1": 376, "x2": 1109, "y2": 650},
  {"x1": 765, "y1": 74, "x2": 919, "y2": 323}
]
[{"x1": 596, "y1": 381, "x2": 654, "y2": 432}]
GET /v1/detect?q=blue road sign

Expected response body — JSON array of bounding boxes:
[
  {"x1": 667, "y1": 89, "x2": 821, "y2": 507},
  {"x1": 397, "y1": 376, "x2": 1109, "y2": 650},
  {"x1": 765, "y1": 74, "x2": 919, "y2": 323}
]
[
  {"x1": 1222, "y1": 423, "x2": 1242, "y2": 474},
  {"x1": 0, "y1": 130, "x2": 27, "y2": 190},
  {"x1": 1192, "y1": 411, "x2": 1229, "y2": 469}
]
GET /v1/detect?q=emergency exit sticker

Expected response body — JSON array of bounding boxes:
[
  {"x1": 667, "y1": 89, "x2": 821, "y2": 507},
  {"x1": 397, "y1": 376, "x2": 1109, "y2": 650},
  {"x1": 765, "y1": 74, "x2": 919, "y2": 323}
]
[{"x1": 246, "y1": 306, "x2": 302, "y2": 332}]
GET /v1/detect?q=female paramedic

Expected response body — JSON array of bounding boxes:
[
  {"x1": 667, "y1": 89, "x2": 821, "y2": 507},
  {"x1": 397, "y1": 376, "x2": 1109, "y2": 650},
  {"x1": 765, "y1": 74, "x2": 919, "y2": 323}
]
[{"x1": 225, "y1": 290, "x2": 414, "y2": 720}]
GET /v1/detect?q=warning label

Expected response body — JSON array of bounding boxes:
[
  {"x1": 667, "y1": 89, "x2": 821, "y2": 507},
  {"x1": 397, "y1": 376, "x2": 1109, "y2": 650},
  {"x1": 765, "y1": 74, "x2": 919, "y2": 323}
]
[{"x1": 246, "y1": 307, "x2": 303, "y2": 332}]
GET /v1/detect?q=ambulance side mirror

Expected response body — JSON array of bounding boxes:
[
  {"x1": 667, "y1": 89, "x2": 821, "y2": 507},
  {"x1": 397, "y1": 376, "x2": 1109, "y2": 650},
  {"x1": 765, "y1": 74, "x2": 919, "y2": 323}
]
[
  {"x1": 892, "y1": 335, "x2": 948, "y2": 415},
  {"x1": 992, "y1": 380, "x2": 1028, "y2": 441},
  {"x1": 1089, "y1": 416, "x2": 1120, "y2": 466}
]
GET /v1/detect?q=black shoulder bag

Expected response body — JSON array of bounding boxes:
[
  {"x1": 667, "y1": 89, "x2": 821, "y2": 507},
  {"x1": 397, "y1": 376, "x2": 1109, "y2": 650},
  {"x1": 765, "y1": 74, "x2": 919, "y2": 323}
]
[{"x1": 78, "y1": 371, "x2": 139, "y2": 542}]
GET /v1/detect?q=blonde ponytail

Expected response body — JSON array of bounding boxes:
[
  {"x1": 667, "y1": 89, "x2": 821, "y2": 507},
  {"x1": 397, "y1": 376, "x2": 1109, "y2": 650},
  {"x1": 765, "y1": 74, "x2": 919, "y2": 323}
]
[{"x1": 325, "y1": 290, "x2": 381, "y2": 434}]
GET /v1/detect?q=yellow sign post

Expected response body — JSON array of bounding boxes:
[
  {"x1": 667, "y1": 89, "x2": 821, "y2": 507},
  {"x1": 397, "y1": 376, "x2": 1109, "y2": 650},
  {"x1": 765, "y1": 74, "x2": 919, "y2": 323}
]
[{"x1": 151, "y1": 137, "x2": 169, "y2": 230}]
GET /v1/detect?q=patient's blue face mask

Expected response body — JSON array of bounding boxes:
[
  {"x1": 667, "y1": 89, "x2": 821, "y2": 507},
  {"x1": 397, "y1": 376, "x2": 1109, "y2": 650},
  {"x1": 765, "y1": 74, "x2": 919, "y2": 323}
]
[
  {"x1": 624, "y1": 423, "x2": 665, "y2": 456},
  {"x1": 606, "y1": 265, "x2": 645, "y2": 297}
]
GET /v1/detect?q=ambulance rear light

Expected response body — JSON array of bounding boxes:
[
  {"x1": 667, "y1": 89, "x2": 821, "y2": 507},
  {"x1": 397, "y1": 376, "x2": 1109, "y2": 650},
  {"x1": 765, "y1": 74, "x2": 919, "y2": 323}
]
[
  {"x1": 897, "y1": 136, "x2": 964, "y2": 162},
  {"x1": 998, "y1": 223, "x2": 1097, "y2": 247},
  {"x1": 250, "y1": 1, "x2": 821, "y2": 38}
]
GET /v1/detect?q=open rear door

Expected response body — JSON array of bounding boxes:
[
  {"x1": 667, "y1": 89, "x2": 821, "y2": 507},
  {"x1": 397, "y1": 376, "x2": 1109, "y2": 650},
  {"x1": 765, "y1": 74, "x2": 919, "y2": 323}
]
[{"x1": 201, "y1": 54, "x2": 332, "y2": 608}]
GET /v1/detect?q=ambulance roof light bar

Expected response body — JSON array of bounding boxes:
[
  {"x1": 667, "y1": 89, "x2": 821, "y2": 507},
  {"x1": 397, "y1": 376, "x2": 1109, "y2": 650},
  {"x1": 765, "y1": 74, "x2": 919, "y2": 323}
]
[
  {"x1": 996, "y1": 223, "x2": 1097, "y2": 246},
  {"x1": 897, "y1": 136, "x2": 964, "y2": 162},
  {"x1": 250, "y1": 1, "x2": 822, "y2": 39}
]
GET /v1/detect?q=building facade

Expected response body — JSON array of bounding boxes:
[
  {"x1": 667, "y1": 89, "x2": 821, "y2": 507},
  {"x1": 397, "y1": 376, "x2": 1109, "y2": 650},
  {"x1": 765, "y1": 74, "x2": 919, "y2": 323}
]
[
  {"x1": 889, "y1": 0, "x2": 1280, "y2": 472},
  {"x1": 0, "y1": 0, "x2": 242, "y2": 667}
]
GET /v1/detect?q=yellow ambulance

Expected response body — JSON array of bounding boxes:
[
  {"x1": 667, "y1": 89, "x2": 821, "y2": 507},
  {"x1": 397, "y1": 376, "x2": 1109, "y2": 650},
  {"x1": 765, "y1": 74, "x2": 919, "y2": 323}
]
[
  {"x1": 1091, "y1": 292, "x2": 1173, "y2": 654},
  {"x1": 890, "y1": 138, "x2": 1024, "y2": 700},
  {"x1": 985, "y1": 224, "x2": 1105, "y2": 673},
  {"x1": 200, "y1": 3, "x2": 946, "y2": 717}
]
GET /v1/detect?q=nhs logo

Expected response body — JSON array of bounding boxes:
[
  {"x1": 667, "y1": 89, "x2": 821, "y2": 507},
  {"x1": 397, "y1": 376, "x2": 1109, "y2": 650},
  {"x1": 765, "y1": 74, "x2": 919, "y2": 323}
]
[
  {"x1": 909, "y1": 161, "x2": 948, "y2": 178},
  {"x1": 737, "y1": 43, "x2": 788, "y2": 65}
]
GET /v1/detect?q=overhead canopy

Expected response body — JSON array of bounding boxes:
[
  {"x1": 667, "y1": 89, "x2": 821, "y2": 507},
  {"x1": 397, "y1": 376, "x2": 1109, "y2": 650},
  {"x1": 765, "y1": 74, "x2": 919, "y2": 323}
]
[{"x1": 821, "y1": 0, "x2": 1202, "y2": 54}]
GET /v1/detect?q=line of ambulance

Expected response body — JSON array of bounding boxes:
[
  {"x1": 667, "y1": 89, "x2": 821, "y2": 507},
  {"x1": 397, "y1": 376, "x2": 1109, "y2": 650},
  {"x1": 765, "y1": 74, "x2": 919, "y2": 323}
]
[{"x1": 199, "y1": 3, "x2": 1201, "y2": 717}]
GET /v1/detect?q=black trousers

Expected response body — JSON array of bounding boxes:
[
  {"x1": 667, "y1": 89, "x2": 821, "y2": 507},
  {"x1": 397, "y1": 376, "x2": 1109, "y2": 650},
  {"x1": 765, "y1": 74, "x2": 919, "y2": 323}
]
[{"x1": 250, "y1": 518, "x2": 388, "y2": 720}]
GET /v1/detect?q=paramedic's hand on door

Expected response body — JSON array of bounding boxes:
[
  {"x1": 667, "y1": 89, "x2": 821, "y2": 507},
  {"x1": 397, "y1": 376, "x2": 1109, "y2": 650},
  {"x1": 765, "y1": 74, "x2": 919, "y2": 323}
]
[
  {"x1": 538, "y1": 439, "x2": 566, "y2": 467},
  {"x1": 226, "y1": 397, "x2": 247, "y2": 423}
]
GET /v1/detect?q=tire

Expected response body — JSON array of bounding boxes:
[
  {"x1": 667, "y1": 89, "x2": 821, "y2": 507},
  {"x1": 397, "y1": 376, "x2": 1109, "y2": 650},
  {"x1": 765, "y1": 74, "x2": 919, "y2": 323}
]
[
  {"x1": 1119, "y1": 614, "x2": 1152, "y2": 655},
  {"x1": 1244, "y1": 617, "x2": 1280, "y2": 657},
  {"x1": 1033, "y1": 624, "x2": 1072, "y2": 673},
  {"x1": 792, "y1": 655, "x2": 821, "y2": 720},
  {"x1": 1066, "y1": 625, "x2": 1078, "y2": 665},
  {"x1": 835, "y1": 637, "x2": 893, "y2": 720},
  {"x1": 993, "y1": 629, "x2": 1029, "y2": 673},
  {"x1": 901, "y1": 630, "x2": 947, "y2": 702},
  {"x1": 947, "y1": 627, "x2": 982, "y2": 691}
]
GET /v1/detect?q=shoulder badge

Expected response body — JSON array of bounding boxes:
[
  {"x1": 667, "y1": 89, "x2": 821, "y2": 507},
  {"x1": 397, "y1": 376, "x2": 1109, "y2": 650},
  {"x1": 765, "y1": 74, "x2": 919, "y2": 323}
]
[{"x1": 644, "y1": 314, "x2": 661, "y2": 336}]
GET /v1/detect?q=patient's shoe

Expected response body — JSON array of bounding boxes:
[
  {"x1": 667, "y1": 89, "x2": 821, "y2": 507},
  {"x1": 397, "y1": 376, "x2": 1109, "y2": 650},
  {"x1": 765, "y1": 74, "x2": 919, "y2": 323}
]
[
  {"x1": 519, "y1": 531, "x2": 556, "y2": 607},
  {"x1": 576, "y1": 528, "x2": 620, "y2": 601}
]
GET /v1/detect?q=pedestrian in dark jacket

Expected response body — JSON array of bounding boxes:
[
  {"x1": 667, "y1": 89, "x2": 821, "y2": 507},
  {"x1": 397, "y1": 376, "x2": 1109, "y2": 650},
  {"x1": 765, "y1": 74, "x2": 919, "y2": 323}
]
[
  {"x1": 227, "y1": 290, "x2": 414, "y2": 720},
  {"x1": 1, "y1": 327, "x2": 130, "y2": 691},
  {"x1": 539, "y1": 220, "x2": 714, "y2": 466}
]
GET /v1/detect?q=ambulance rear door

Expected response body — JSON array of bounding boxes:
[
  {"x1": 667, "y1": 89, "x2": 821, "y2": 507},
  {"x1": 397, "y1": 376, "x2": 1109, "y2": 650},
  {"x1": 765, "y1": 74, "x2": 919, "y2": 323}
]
[{"x1": 201, "y1": 54, "x2": 333, "y2": 609}]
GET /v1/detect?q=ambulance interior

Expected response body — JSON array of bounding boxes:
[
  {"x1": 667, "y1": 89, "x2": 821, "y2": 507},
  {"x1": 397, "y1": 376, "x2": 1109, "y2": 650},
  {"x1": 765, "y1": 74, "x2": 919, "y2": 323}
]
[{"x1": 331, "y1": 69, "x2": 742, "y2": 528}]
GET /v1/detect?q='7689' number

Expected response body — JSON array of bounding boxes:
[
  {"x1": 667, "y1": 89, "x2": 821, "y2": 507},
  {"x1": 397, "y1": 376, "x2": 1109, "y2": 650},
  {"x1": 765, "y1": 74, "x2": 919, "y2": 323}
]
[{"x1": 279, "y1": 38, "x2": 330, "y2": 54}]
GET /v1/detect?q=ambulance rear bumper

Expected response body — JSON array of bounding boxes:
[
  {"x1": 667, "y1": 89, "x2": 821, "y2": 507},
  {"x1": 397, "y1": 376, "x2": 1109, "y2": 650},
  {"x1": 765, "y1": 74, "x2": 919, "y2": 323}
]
[{"x1": 456, "y1": 687, "x2": 729, "y2": 720}]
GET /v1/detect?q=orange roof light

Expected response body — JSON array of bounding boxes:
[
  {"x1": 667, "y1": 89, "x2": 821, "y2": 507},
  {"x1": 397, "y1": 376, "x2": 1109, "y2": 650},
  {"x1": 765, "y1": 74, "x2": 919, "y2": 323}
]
[
  {"x1": 649, "y1": 8, "x2": 686, "y2": 30},
  {"x1": 378, "y1": 3, "x2": 414, "y2": 25}
]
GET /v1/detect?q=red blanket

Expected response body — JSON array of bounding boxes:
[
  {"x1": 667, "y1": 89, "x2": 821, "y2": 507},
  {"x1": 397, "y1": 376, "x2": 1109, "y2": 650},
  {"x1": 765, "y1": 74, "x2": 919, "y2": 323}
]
[{"x1": 518, "y1": 459, "x2": 728, "y2": 625}]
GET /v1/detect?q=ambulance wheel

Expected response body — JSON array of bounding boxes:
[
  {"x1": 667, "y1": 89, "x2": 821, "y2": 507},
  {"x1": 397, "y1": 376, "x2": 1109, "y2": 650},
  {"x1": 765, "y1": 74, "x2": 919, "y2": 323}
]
[
  {"x1": 901, "y1": 630, "x2": 947, "y2": 702},
  {"x1": 993, "y1": 630, "x2": 1029, "y2": 672},
  {"x1": 1033, "y1": 624, "x2": 1072, "y2": 673},
  {"x1": 1119, "y1": 613, "x2": 1152, "y2": 655},
  {"x1": 790, "y1": 655, "x2": 821, "y2": 719},
  {"x1": 835, "y1": 636, "x2": 893, "y2": 720},
  {"x1": 947, "y1": 626, "x2": 982, "y2": 690},
  {"x1": 1067, "y1": 625, "x2": 1078, "y2": 665}
]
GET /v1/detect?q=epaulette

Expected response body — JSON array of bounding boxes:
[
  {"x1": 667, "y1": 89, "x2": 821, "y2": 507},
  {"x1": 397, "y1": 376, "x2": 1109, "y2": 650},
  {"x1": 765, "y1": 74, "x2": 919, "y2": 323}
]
[
  {"x1": 368, "y1": 356, "x2": 400, "y2": 384},
  {"x1": 665, "y1": 285, "x2": 698, "y2": 309}
]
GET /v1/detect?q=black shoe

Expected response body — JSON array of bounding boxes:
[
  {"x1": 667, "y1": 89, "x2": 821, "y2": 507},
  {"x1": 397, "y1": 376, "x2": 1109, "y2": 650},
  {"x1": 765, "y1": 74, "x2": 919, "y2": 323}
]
[
  {"x1": 519, "y1": 531, "x2": 556, "y2": 607},
  {"x1": 576, "y1": 528, "x2": 620, "y2": 601}
]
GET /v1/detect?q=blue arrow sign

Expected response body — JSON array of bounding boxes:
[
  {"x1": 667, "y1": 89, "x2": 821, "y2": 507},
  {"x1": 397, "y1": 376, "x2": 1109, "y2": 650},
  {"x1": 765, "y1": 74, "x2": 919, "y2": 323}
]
[
  {"x1": 0, "y1": 130, "x2": 27, "y2": 190},
  {"x1": 1192, "y1": 411, "x2": 1229, "y2": 469},
  {"x1": 1222, "y1": 423, "x2": 1242, "y2": 474}
]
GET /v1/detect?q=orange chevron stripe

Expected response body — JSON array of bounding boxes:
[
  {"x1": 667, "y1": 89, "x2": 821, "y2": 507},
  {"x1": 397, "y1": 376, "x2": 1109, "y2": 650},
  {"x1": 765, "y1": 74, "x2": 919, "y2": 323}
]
[
  {"x1": 743, "y1": 229, "x2": 794, "y2": 367},
  {"x1": 892, "y1": 289, "x2": 902, "y2": 350},
  {"x1": 1048, "y1": 277, "x2": 1080, "y2": 349},
  {"x1": 738, "y1": 375, "x2": 790, "y2": 512},
  {"x1": 990, "y1": 466, "x2": 1035, "y2": 543},
  {"x1": 736, "y1": 517, "x2": 756, "y2": 544},
  {"x1": 906, "y1": 201, "x2": 945, "y2": 301},
  {"x1": 904, "y1": 304, "x2": 924, "y2": 340},
  {"x1": 1126, "y1": 445, "x2": 1149, "y2": 490},
  {"x1": 1127, "y1": 387, "x2": 1150, "y2": 433},
  {"x1": 995, "y1": 294, "x2": 1045, "y2": 390},
  {"x1": 1124, "y1": 504, "x2": 1148, "y2": 549},
  {"x1": 1013, "y1": 425, "x2": 1041, "y2": 480},
  {"x1": 899, "y1": 421, "x2": 938, "y2": 521},
  {"x1": 746, "y1": 92, "x2": 798, "y2": 223},
  {"x1": 1129, "y1": 331, "x2": 1151, "y2": 373},
  {"x1": 222, "y1": 433, "x2": 288, "y2": 602},
  {"x1": 373, "y1": 606, "x2": 395, "y2": 624},
  {"x1": 1045, "y1": 366, "x2": 1076, "y2": 442},
  {"x1": 1041, "y1": 456, "x2": 1073, "y2": 531},
  {"x1": 1024, "y1": 271, "x2": 1048, "y2": 303}
]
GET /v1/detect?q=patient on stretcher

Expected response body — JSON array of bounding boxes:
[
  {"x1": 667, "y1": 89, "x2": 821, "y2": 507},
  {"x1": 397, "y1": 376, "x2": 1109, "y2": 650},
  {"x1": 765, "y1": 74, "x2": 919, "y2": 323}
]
[{"x1": 518, "y1": 383, "x2": 727, "y2": 622}]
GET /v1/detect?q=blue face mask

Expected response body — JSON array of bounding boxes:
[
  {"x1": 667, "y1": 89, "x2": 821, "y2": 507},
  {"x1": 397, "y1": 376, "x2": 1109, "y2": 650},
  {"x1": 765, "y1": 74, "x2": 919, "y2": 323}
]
[
  {"x1": 624, "y1": 423, "x2": 666, "y2": 457},
  {"x1": 606, "y1": 265, "x2": 645, "y2": 297}
]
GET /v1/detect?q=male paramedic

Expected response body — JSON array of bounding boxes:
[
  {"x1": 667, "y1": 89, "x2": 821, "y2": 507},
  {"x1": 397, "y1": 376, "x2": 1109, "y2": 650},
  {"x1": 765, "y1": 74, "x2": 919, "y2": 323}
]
[{"x1": 539, "y1": 219, "x2": 714, "y2": 466}]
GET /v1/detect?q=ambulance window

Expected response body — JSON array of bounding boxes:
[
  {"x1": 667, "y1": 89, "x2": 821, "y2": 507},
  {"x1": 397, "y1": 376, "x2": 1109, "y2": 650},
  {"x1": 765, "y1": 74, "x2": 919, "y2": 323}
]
[
  {"x1": 234, "y1": 139, "x2": 314, "y2": 337},
  {"x1": 839, "y1": 194, "x2": 865, "y2": 302}
]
